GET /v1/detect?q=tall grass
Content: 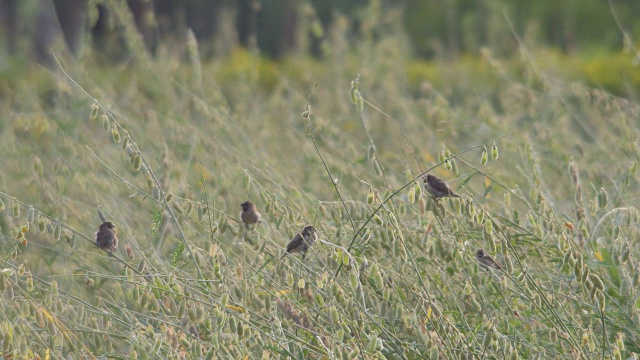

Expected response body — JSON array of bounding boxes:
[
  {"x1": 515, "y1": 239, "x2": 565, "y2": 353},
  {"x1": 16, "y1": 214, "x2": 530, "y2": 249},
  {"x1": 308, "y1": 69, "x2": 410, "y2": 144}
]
[{"x1": 0, "y1": 6, "x2": 639, "y2": 360}]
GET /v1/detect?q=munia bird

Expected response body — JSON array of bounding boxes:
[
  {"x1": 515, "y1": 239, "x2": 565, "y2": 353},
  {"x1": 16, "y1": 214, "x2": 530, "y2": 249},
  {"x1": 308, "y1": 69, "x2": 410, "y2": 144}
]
[
  {"x1": 240, "y1": 201, "x2": 261, "y2": 228},
  {"x1": 424, "y1": 174, "x2": 460, "y2": 200},
  {"x1": 476, "y1": 249, "x2": 503, "y2": 270},
  {"x1": 280, "y1": 226, "x2": 317, "y2": 260},
  {"x1": 96, "y1": 221, "x2": 118, "y2": 253}
]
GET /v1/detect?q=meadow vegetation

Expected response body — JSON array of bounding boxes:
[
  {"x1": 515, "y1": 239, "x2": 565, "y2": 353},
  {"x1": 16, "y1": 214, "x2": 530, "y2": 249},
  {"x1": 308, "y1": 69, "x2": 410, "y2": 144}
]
[{"x1": 1, "y1": 6, "x2": 640, "y2": 360}]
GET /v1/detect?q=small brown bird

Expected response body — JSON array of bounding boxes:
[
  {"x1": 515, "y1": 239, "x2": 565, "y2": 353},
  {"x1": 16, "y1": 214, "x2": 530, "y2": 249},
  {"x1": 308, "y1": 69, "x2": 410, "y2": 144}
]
[
  {"x1": 96, "y1": 221, "x2": 118, "y2": 253},
  {"x1": 476, "y1": 249, "x2": 502, "y2": 270},
  {"x1": 424, "y1": 174, "x2": 460, "y2": 200},
  {"x1": 240, "y1": 201, "x2": 261, "y2": 229},
  {"x1": 280, "y1": 225, "x2": 318, "y2": 260}
]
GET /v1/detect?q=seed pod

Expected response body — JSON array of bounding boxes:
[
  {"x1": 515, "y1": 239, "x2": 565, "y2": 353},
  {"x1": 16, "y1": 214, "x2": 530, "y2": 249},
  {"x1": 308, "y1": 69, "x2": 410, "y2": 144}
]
[
  {"x1": 366, "y1": 334, "x2": 378, "y2": 354},
  {"x1": 102, "y1": 115, "x2": 111, "y2": 131},
  {"x1": 481, "y1": 148, "x2": 488, "y2": 165},
  {"x1": 185, "y1": 201, "x2": 194, "y2": 216},
  {"x1": 477, "y1": 210, "x2": 485, "y2": 224},
  {"x1": 35, "y1": 307, "x2": 46, "y2": 328},
  {"x1": 348, "y1": 347, "x2": 359, "y2": 360},
  {"x1": 484, "y1": 220, "x2": 493, "y2": 234},
  {"x1": 373, "y1": 215, "x2": 383, "y2": 226},
  {"x1": 90, "y1": 103, "x2": 99, "y2": 119},
  {"x1": 172, "y1": 201, "x2": 184, "y2": 214},
  {"x1": 613, "y1": 346, "x2": 621, "y2": 360},
  {"x1": 484, "y1": 230, "x2": 496, "y2": 252},
  {"x1": 574, "y1": 254, "x2": 583, "y2": 278},
  {"x1": 195, "y1": 303, "x2": 205, "y2": 322},
  {"x1": 286, "y1": 272, "x2": 294, "y2": 288},
  {"x1": 590, "y1": 274, "x2": 604, "y2": 291},
  {"x1": 407, "y1": 186, "x2": 415, "y2": 204},
  {"x1": 27, "y1": 274, "x2": 34, "y2": 292},
  {"x1": 217, "y1": 216, "x2": 229, "y2": 235},
  {"x1": 132, "y1": 154, "x2": 142, "y2": 171},
  {"x1": 356, "y1": 94, "x2": 364, "y2": 112},
  {"x1": 505, "y1": 256, "x2": 513, "y2": 274},
  {"x1": 549, "y1": 328, "x2": 557, "y2": 342},
  {"x1": 152, "y1": 336, "x2": 162, "y2": 354},
  {"x1": 411, "y1": 181, "x2": 421, "y2": 199},
  {"x1": 350, "y1": 80, "x2": 359, "y2": 104},
  {"x1": 329, "y1": 305, "x2": 339, "y2": 323},
  {"x1": 242, "y1": 172, "x2": 251, "y2": 191},
  {"x1": 615, "y1": 333, "x2": 625, "y2": 351},
  {"x1": 349, "y1": 270, "x2": 359, "y2": 289},
  {"x1": 580, "y1": 266, "x2": 590, "y2": 285},
  {"x1": 125, "y1": 243, "x2": 134, "y2": 259},
  {"x1": 373, "y1": 273, "x2": 383, "y2": 290},
  {"x1": 509, "y1": 346, "x2": 519, "y2": 360},
  {"x1": 597, "y1": 188, "x2": 608, "y2": 209},
  {"x1": 588, "y1": 283, "x2": 597, "y2": 300},
  {"x1": 621, "y1": 247, "x2": 630, "y2": 263},
  {"x1": 51, "y1": 279, "x2": 58, "y2": 297},
  {"x1": 562, "y1": 251, "x2": 572, "y2": 267},
  {"x1": 373, "y1": 159, "x2": 383, "y2": 176},
  {"x1": 111, "y1": 125, "x2": 121, "y2": 143},
  {"x1": 6, "y1": 281, "x2": 14, "y2": 299},
  {"x1": 620, "y1": 279, "x2": 630, "y2": 297},
  {"x1": 53, "y1": 222, "x2": 61, "y2": 241},
  {"x1": 144, "y1": 170, "x2": 154, "y2": 189},
  {"x1": 596, "y1": 290, "x2": 605, "y2": 311},
  {"x1": 12, "y1": 199, "x2": 20, "y2": 218},
  {"x1": 1, "y1": 268, "x2": 13, "y2": 278},
  {"x1": 121, "y1": 135, "x2": 129, "y2": 150},
  {"x1": 491, "y1": 143, "x2": 499, "y2": 160},
  {"x1": 483, "y1": 329, "x2": 493, "y2": 348},
  {"x1": 178, "y1": 336, "x2": 190, "y2": 350},
  {"x1": 27, "y1": 207, "x2": 35, "y2": 223}
]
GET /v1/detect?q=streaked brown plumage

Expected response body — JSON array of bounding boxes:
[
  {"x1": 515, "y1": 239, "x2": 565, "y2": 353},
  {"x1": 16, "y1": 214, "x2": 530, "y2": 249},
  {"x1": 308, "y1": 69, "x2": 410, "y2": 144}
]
[
  {"x1": 476, "y1": 249, "x2": 502, "y2": 270},
  {"x1": 280, "y1": 225, "x2": 317, "y2": 260},
  {"x1": 240, "y1": 201, "x2": 261, "y2": 228},
  {"x1": 96, "y1": 221, "x2": 118, "y2": 253},
  {"x1": 424, "y1": 174, "x2": 460, "y2": 200}
]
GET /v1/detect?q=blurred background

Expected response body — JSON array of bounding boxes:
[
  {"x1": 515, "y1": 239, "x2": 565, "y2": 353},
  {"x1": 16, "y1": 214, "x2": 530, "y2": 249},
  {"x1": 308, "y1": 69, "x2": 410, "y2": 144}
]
[
  {"x1": 1, "y1": 0, "x2": 639, "y2": 94},
  {"x1": 1, "y1": 1, "x2": 640, "y2": 358}
]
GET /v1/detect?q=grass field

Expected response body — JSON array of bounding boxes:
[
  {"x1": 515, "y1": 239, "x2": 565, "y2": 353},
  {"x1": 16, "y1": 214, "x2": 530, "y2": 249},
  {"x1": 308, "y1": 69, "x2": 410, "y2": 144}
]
[{"x1": 1, "y1": 17, "x2": 640, "y2": 360}]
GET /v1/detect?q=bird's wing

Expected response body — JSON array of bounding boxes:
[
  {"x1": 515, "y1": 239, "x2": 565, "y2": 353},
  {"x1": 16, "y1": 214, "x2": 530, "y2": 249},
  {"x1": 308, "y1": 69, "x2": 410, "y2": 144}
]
[{"x1": 286, "y1": 234, "x2": 303, "y2": 252}]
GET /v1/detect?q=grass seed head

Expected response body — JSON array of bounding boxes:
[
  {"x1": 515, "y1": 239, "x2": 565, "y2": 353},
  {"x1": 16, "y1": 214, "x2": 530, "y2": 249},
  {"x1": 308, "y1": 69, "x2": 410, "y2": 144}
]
[
  {"x1": 102, "y1": 115, "x2": 110, "y2": 131},
  {"x1": 12, "y1": 199, "x2": 20, "y2": 218},
  {"x1": 491, "y1": 143, "x2": 499, "y2": 159},
  {"x1": 111, "y1": 125, "x2": 121, "y2": 143}
]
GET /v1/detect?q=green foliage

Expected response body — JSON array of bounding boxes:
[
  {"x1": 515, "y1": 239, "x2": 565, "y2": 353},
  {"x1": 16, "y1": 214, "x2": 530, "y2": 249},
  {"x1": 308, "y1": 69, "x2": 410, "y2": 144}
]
[{"x1": 0, "y1": 10, "x2": 640, "y2": 360}]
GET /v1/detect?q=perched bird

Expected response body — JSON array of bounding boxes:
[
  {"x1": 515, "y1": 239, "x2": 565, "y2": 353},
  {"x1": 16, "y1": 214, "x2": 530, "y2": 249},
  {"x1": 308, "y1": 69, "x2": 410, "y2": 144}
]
[
  {"x1": 96, "y1": 221, "x2": 118, "y2": 253},
  {"x1": 281, "y1": 225, "x2": 318, "y2": 260},
  {"x1": 424, "y1": 174, "x2": 460, "y2": 200},
  {"x1": 240, "y1": 201, "x2": 261, "y2": 228},
  {"x1": 476, "y1": 249, "x2": 502, "y2": 270}
]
